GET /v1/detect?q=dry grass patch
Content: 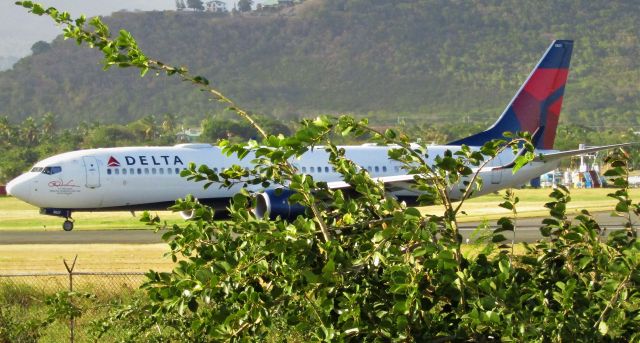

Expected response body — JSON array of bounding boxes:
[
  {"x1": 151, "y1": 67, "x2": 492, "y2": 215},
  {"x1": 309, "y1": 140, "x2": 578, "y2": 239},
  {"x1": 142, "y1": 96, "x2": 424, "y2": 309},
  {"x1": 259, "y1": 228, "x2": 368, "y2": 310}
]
[{"x1": 0, "y1": 244, "x2": 172, "y2": 273}]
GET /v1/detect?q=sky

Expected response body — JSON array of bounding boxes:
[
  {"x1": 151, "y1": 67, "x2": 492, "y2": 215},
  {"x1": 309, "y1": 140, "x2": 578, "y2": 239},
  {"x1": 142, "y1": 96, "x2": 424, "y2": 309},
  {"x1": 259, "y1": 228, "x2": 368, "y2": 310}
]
[{"x1": 0, "y1": 0, "x2": 218, "y2": 58}]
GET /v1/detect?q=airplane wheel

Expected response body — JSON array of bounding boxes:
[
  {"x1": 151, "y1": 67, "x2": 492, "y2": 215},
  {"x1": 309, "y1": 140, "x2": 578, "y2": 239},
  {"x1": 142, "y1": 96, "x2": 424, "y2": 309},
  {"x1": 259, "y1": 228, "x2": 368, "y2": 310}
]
[{"x1": 62, "y1": 220, "x2": 74, "y2": 232}]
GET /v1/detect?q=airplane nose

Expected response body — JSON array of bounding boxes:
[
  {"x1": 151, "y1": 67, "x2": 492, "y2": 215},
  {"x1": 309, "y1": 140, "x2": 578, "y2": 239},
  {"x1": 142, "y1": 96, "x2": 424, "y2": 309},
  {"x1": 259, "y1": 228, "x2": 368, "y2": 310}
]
[{"x1": 6, "y1": 176, "x2": 31, "y2": 201}]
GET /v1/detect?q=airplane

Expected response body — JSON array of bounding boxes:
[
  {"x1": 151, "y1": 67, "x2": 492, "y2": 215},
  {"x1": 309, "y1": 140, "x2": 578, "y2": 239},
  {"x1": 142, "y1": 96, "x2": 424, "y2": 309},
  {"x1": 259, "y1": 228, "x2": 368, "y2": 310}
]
[{"x1": 5, "y1": 39, "x2": 631, "y2": 231}]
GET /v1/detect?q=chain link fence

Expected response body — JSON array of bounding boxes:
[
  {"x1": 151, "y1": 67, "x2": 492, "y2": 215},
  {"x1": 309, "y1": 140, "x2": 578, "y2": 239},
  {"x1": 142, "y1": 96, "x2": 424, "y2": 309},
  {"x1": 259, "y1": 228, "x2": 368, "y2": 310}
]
[{"x1": 0, "y1": 270, "x2": 147, "y2": 342}]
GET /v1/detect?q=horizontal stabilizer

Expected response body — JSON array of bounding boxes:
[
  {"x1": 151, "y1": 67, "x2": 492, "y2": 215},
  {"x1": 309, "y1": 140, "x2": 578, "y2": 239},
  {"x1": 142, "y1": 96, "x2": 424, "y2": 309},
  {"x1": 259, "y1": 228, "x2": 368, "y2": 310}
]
[{"x1": 534, "y1": 143, "x2": 635, "y2": 162}]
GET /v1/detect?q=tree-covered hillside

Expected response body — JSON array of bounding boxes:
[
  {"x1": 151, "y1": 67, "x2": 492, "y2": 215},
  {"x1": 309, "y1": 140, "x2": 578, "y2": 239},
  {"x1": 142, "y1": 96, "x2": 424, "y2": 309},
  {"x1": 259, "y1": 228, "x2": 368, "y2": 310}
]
[{"x1": 0, "y1": 0, "x2": 638, "y2": 130}]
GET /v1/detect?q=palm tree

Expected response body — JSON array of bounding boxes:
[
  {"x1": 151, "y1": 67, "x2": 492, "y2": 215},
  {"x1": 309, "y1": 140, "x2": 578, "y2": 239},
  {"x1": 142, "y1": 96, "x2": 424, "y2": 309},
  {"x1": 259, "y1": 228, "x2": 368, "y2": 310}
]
[
  {"x1": 0, "y1": 116, "x2": 11, "y2": 139},
  {"x1": 20, "y1": 117, "x2": 39, "y2": 147},
  {"x1": 161, "y1": 113, "x2": 178, "y2": 135},
  {"x1": 41, "y1": 113, "x2": 55, "y2": 137},
  {"x1": 139, "y1": 114, "x2": 158, "y2": 141}
]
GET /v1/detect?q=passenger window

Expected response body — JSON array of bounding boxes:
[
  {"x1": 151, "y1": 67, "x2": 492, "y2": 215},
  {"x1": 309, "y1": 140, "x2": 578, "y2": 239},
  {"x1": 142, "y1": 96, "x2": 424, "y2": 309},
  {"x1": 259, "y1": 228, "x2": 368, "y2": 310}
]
[
  {"x1": 317, "y1": 166, "x2": 322, "y2": 173},
  {"x1": 382, "y1": 166, "x2": 387, "y2": 172},
  {"x1": 302, "y1": 167, "x2": 307, "y2": 172},
  {"x1": 310, "y1": 167, "x2": 315, "y2": 172},
  {"x1": 325, "y1": 167, "x2": 329, "y2": 173},
  {"x1": 137, "y1": 168, "x2": 142, "y2": 175},
  {"x1": 130, "y1": 168, "x2": 135, "y2": 175},
  {"x1": 144, "y1": 168, "x2": 149, "y2": 175},
  {"x1": 122, "y1": 168, "x2": 127, "y2": 175},
  {"x1": 394, "y1": 166, "x2": 400, "y2": 172},
  {"x1": 159, "y1": 168, "x2": 164, "y2": 175},
  {"x1": 367, "y1": 166, "x2": 372, "y2": 172},
  {"x1": 374, "y1": 166, "x2": 379, "y2": 172},
  {"x1": 152, "y1": 168, "x2": 157, "y2": 175},
  {"x1": 175, "y1": 168, "x2": 180, "y2": 174},
  {"x1": 107, "y1": 169, "x2": 112, "y2": 175},
  {"x1": 213, "y1": 168, "x2": 218, "y2": 172},
  {"x1": 167, "y1": 168, "x2": 172, "y2": 175},
  {"x1": 115, "y1": 169, "x2": 120, "y2": 175}
]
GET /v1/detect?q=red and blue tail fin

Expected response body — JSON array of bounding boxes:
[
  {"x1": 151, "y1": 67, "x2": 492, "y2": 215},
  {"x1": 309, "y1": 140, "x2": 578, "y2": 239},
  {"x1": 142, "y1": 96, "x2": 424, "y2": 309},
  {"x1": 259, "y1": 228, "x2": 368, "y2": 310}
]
[{"x1": 449, "y1": 40, "x2": 573, "y2": 150}]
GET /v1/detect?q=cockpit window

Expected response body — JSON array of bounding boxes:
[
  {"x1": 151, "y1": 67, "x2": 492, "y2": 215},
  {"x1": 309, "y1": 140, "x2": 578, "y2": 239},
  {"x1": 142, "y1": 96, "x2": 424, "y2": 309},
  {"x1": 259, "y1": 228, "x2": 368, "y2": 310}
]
[
  {"x1": 31, "y1": 167, "x2": 43, "y2": 173},
  {"x1": 42, "y1": 166, "x2": 62, "y2": 175}
]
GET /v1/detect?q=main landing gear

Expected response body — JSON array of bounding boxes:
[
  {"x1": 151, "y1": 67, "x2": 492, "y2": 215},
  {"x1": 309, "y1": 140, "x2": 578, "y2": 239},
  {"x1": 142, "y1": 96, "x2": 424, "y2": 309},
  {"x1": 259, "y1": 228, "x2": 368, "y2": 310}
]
[
  {"x1": 62, "y1": 219, "x2": 74, "y2": 232},
  {"x1": 40, "y1": 208, "x2": 74, "y2": 231}
]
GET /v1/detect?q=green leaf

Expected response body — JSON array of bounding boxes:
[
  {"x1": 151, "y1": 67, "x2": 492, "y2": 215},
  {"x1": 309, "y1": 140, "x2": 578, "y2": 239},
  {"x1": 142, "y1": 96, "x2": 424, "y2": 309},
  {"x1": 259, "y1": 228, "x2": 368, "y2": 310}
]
[
  {"x1": 412, "y1": 247, "x2": 427, "y2": 257},
  {"x1": 564, "y1": 232, "x2": 582, "y2": 241},
  {"x1": 598, "y1": 321, "x2": 608, "y2": 335},
  {"x1": 615, "y1": 202, "x2": 629, "y2": 212},
  {"x1": 492, "y1": 234, "x2": 507, "y2": 243},
  {"x1": 404, "y1": 207, "x2": 421, "y2": 218},
  {"x1": 384, "y1": 128, "x2": 396, "y2": 139},
  {"x1": 322, "y1": 259, "x2": 335, "y2": 275},
  {"x1": 499, "y1": 201, "x2": 513, "y2": 210}
]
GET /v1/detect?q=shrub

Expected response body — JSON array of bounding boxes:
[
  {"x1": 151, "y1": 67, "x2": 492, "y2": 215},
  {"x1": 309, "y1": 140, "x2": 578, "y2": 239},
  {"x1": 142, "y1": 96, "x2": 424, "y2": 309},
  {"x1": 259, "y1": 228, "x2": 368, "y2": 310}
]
[{"x1": 18, "y1": 3, "x2": 640, "y2": 340}]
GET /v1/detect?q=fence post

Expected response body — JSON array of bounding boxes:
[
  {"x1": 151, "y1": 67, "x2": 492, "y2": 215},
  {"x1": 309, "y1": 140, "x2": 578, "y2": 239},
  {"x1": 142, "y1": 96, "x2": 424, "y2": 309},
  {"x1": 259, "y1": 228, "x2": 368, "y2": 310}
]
[{"x1": 63, "y1": 255, "x2": 78, "y2": 343}]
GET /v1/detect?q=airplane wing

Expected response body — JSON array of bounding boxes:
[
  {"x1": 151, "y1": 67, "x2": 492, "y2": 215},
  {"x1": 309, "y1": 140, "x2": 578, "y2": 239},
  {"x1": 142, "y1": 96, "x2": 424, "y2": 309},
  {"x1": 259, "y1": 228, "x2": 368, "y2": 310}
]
[
  {"x1": 326, "y1": 174, "x2": 417, "y2": 190},
  {"x1": 534, "y1": 143, "x2": 635, "y2": 162},
  {"x1": 326, "y1": 142, "x2": 635, "y2": 191},
  {"x1": 325, "y1": 165, "x2": 503, "y2": 191}
]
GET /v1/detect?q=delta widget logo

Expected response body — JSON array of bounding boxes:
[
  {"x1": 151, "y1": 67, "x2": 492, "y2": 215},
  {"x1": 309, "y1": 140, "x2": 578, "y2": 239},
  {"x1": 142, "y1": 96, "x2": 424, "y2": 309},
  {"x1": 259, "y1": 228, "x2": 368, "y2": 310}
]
[{"x1": 107, "y1": 156, "x2": 120, "y2": 167}]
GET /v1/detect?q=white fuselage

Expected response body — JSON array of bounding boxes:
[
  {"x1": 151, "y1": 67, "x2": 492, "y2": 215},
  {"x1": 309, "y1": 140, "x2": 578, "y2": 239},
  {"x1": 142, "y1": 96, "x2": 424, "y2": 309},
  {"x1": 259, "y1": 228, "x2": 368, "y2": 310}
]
[{"x1": 6, "y1": 143, "x2": 559, "y2": 211}]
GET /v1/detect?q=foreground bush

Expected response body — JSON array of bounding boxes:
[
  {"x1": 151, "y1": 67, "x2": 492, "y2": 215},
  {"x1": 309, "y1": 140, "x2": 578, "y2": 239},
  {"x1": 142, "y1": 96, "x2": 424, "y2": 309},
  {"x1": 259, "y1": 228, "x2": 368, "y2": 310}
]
[{"x1": 91, "y1": 126, "x2": 635, "y2": 342}]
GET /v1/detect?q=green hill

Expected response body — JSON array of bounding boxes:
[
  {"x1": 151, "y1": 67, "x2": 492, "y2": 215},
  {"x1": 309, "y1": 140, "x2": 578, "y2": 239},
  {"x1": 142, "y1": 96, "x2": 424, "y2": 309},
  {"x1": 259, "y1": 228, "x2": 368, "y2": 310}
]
[{"x1": 0, "y1": 0, "x2": 638, "y2": 128}]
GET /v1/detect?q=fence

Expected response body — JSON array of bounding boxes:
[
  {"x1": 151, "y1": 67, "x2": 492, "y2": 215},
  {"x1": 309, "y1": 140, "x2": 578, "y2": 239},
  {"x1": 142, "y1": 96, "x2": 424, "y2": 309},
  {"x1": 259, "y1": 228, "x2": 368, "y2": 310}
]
[{"x1": 0, "y1": 260, "x2": 147, "y2": 343}]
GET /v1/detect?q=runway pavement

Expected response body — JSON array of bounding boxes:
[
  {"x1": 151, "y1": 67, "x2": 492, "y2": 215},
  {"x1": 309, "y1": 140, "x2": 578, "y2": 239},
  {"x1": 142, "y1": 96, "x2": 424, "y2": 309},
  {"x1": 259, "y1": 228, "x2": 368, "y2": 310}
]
[
  {"x1": 1, "y1": 211, "x2": 637, "y2": 244},
  {"x1": 460, "y1": 211, "x2": 638, "y2": 242}
]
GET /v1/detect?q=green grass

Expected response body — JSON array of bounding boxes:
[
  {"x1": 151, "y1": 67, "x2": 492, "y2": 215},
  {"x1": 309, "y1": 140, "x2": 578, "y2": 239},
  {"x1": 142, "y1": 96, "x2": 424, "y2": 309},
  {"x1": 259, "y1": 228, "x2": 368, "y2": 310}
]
[
  {"x1": 0, "y1": 281, "x2": 146, "y2": 342},
  {"x1": 422, "y1": 188, "x2": 640, "y2": 222},
  {"x1": 2, "y1": 187, "x2": 638, "y2": 230},
  {"x1": 0, "y1": 196, "x2": 184, "y2": 231}
]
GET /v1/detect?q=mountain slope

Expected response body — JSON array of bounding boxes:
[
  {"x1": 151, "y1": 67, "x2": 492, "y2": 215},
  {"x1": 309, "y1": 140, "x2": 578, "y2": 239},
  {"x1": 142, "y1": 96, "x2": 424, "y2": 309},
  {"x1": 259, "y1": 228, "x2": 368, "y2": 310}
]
[{"x1": 0, "y1": 0, "x2": 638, "y2": 127}]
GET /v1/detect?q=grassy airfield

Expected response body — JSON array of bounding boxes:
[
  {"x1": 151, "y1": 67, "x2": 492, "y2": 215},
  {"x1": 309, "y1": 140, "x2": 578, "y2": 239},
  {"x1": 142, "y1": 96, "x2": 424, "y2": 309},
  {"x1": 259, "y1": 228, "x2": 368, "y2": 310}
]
[
  {"x1": 427, "y1": 187, "x2": 640, "y2": 221},
  {"x1": 0, "y1": 196, "x2": 184, "y2": 231},
  {"x1": 2, "y1": 188, "x2": 638, "y2": 231},
  {"x1": 1, "y1": 188, "x2": 638, "y2": 273}
]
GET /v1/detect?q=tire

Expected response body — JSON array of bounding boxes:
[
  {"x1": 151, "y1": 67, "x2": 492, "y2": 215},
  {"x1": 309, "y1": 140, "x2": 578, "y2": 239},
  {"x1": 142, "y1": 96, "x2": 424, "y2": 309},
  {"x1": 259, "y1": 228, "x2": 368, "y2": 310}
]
[{"x1": 62, "y1": 220, "x2": 74, "y2": 231}]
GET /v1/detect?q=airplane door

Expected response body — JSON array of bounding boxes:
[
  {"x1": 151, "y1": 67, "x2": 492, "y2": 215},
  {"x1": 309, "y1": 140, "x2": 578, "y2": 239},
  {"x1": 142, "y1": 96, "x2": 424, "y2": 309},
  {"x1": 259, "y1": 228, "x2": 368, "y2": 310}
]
[
  {"x1": 83, "y1": 156, "x2": 101, "y2": 188},
  {"x1": 491, "y1": 155, "x2": 502, "y2": 184}
]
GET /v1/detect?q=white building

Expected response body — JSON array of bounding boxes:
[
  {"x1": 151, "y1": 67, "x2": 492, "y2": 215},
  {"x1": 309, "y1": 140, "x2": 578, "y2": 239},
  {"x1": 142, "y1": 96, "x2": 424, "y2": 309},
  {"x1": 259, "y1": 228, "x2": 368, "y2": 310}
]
[{"x1": 205, "y1": 0, "x2": 227, "y2": 13}]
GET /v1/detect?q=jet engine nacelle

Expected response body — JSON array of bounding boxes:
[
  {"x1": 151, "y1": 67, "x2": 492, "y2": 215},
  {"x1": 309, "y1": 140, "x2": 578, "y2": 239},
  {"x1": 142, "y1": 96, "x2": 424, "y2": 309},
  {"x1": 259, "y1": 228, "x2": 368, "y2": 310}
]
[
  {"x1": 180, "y1": 210, "x2": 195, "y2": 220},
  {"x1": 253, "y1": 189, "x2": 306, "y2": 220}
]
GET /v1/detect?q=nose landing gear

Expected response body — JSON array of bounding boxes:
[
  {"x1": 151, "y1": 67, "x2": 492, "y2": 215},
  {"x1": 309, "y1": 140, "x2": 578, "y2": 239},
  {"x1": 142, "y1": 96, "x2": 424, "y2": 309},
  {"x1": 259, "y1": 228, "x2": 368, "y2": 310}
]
[{"x1": 40, "y1": 208, "x2": 74, "y2": 231}]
